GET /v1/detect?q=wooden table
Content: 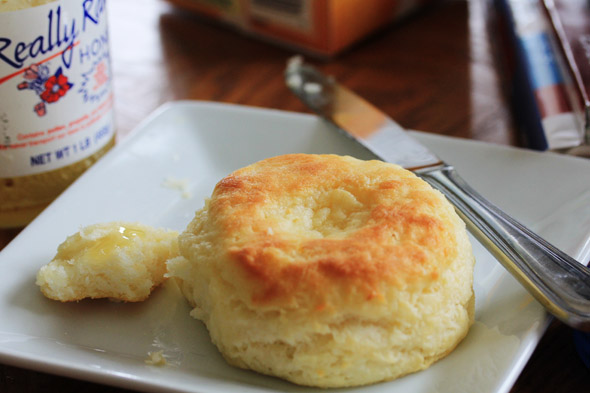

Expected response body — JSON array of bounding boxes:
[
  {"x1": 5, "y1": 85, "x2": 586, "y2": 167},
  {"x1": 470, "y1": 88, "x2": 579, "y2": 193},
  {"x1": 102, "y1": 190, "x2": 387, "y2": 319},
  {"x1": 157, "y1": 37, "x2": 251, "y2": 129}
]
[{"x1": 1, "y1": 0, "x2": 589, "y2": 391}]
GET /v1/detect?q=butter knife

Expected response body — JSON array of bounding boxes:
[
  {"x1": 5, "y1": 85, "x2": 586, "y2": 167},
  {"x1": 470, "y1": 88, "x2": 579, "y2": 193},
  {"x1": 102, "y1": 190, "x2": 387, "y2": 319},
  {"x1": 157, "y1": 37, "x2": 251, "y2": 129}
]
[{"x1": 285, "y1": 57, "x2": 590, "y2": 331}]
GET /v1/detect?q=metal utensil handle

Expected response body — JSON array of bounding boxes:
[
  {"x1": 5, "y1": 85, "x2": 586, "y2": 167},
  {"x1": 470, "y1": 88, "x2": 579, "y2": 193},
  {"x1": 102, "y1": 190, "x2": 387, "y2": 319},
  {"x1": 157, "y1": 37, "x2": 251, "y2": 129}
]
[{"x1": 418, "y1": 164, "x2": 590, "y2": 331}]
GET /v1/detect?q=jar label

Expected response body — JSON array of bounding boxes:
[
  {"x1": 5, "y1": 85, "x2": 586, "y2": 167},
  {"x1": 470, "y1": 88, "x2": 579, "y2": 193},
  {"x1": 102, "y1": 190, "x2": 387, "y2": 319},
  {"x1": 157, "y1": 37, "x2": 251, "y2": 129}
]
[{"x1": 0, "y1": 0, "x2": 115, "y2": 177}]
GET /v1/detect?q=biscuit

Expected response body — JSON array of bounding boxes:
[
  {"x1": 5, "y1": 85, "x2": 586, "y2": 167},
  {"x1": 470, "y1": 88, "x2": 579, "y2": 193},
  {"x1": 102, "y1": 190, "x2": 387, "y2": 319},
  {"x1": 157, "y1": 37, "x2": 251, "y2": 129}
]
[
  {"x1": 36, "y1": 222, "x2": 179, "y2": 302},
  {"x1": 167, "y1": 154, "x2": 475, "y2": 387}
]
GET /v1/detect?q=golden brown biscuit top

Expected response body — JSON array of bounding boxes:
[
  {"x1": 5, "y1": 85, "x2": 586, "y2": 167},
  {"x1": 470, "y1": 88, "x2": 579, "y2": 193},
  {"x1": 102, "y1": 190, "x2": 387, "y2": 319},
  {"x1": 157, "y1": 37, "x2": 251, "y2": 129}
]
[{"x1": 209, "y1": 154, "x2": 461, "y2": 308}]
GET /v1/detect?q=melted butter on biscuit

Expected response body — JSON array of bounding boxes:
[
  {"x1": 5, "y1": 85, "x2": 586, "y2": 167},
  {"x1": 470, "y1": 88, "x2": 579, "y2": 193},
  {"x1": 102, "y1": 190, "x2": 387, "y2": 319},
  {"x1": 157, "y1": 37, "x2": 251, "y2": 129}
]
[{"x1": 84, "y1": 225, "x2": 146, "y2": 261}]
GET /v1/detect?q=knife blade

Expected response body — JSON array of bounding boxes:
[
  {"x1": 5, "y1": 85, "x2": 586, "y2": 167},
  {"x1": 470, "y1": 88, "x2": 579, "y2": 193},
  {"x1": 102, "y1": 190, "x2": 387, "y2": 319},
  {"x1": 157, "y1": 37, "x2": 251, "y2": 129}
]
[
  {"x1": 286, "y1": 56, "x2": 441, "y2": 171},
  {"x1": 285, "y1": 56, "x2": 590, "y2": 331}
]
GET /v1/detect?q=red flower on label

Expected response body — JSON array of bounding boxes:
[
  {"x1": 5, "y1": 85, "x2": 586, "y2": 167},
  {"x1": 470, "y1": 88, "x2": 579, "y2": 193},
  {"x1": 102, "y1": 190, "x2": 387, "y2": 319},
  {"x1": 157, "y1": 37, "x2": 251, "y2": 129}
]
[
  {"x1": 17, "y1": 64, "x2": 74, "y2": 117},
  {"x1": 40, "y1": 67, "x2": 73, "y2": 103}
]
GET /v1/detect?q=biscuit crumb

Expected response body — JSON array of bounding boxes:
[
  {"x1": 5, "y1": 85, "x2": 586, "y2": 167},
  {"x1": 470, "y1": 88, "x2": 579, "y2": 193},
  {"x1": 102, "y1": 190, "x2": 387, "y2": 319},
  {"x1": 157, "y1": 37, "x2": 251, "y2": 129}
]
[
  {"x1": 145, "y1": 350, "x2": 167, "y2": 366},
  {"x1": 162, "y1": 177, "x2": 192, "y2": 199}
]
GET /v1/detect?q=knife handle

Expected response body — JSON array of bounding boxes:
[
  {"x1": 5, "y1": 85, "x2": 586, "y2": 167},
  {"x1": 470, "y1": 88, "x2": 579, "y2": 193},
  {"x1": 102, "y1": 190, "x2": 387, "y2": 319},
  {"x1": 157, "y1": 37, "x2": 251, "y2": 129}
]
[{"x1": 418, "y1": 164, "x2": 590, "y2": 331}]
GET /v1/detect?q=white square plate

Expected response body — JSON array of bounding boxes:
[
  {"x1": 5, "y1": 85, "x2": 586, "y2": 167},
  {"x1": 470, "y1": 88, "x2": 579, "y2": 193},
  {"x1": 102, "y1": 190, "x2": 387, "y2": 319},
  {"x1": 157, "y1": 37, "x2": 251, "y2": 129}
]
[{"x1": 2, "y1": 101, "x2": 590, "y2": 393}]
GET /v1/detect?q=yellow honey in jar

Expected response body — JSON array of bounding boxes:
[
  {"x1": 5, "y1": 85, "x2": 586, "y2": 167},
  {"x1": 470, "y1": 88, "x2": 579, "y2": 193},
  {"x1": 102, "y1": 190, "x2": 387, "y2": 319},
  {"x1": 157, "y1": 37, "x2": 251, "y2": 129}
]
[{"x1": 0, "y1": 0, "x2": 116, "y2": 227}]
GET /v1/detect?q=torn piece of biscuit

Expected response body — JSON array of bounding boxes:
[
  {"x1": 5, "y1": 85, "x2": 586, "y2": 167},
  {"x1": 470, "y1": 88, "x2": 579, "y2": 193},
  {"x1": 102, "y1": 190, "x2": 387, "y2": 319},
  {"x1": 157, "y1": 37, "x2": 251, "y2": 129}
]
[{"x1": 36, "y1": 222, "x2": 179, "y2": 302}]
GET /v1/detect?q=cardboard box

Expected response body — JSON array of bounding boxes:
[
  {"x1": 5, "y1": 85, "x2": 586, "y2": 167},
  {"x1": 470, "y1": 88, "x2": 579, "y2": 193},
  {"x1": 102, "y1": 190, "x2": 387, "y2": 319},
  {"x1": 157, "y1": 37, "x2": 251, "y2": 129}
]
[{"x1": 166, "y1": 0, "x2": 436, "y2": 57}]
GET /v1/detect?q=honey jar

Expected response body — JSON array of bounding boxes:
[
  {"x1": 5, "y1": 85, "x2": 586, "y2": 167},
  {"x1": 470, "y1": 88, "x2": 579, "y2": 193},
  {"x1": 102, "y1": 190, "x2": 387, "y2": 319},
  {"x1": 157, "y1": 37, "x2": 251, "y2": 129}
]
[{"x1": 0, "y1": 0, "x2": 115, "y2": 227}]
